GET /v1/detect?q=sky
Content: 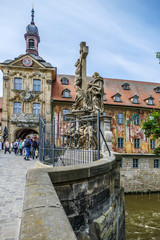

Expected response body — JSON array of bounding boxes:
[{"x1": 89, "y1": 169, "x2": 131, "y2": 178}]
[{"x1": 1, "y1": 0, "x2": 160, "y2": 96}]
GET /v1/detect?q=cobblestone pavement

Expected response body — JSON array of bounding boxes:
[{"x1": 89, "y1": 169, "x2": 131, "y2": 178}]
[{"x1": 0, "y1": 150, "x2": 36, "y2": 240}]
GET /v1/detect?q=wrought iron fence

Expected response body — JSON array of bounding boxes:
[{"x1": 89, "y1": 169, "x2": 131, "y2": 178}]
[{"x1": 39, "y1": 111, "x2": 110, "y2": 166}]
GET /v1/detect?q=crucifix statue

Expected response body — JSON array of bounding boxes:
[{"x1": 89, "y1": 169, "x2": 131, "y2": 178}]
[{"x1": 75, "y1": 41, "x2": 89, "y2": 90}]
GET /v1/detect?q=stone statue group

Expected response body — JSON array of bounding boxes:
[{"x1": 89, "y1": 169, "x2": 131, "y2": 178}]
[{"x1": 64, "y1": 42, "x2": 104, "y2": 150}]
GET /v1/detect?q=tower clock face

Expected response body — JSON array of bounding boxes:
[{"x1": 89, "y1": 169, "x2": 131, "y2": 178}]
[{"x1": 22, "y1": 57, "x2": 33, "y2": 67}]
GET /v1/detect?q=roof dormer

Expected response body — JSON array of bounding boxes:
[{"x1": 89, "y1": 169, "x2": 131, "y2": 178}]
[
  {"x1": 130, "y1": 94, "x2": 139, "y2": 104},
  {"x1": 144, "y1": 95, "x2": 155, "y2": 105},
  {"x1": 112, "y1": 93, "x2": 122, "y2": 102},
  {"x1": 154, "y1": 86, "x2": 160, "y2": 93},
  {"x1": 122, "y1": 82, "x2": 130, "y2": 90},
  {"x1": 61, "y1": 77, "x2": 69, "y2": 85},
  {"x1": 62, "y1": 88, "x2": 71, "y2": 98}
]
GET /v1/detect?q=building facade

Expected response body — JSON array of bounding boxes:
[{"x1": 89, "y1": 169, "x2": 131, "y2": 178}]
[
  {"x1": 52, "y1": 74, "x2": 160, "y2": 155},
  {"x1": 0, "y1": 9, "x2": 56, "y2": 143}
]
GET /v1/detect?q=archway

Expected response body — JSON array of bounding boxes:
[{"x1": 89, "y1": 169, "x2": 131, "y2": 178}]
[{"x1": 15, "y1": 128, "x2": 39, "y2": 140}]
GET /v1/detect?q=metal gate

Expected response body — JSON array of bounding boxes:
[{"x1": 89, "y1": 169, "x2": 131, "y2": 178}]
[{"x1": 39, "y1": 111, "x2": 110, "y2": 166}]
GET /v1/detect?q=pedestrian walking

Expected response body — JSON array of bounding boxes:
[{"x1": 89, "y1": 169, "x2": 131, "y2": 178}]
[
  {"x1": 4, "y1": 139, "x2": 10, "y2": 154},
  {"x1": 13, "y1": 139, "x2": 18, "y2": 155},
  {"x1": 24, "y1": 137, "x2": 31, "y2": 160},
  {"x1": 32, "y1": 137, "x2": 38, "y2": 159},
  {"x1": 18, "y1": 140, "x2": 23, "y2": 156}
]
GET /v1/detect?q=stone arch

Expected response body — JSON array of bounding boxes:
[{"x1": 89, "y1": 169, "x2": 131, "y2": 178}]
[{"x1": 14, "y1": 128, "x2": 39, "y2": 140}]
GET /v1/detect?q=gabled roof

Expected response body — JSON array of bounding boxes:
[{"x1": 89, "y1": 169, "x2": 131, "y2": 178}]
[
  {"x1": 1, "y1": 53, "x2": 54, "y2": 68},
  {"x1": 52, "y1": 74, "x2": 160, "y2": 109}
]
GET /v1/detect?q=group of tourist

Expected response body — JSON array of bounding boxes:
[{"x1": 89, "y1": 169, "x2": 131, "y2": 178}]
[{"x1": 4, "y1": 137, "x2": 39, "y2": 161}]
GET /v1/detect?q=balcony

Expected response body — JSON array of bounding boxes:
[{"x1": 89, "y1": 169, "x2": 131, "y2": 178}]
[{"x1": 10, "y1": 114, "x2": 39, "y2": 128}]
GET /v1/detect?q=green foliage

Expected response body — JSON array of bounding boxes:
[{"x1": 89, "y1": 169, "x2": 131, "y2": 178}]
[{"x1": 142, "y1": 111, "x2": 160, "y2": 154}]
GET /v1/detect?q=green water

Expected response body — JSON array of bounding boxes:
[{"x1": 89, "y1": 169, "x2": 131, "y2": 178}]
[{"x1": 125, "y1": 194, "x2": 160, "y2": 240}]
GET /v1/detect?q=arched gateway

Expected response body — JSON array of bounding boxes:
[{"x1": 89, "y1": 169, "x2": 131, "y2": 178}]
[{"x1": 15, "y1": 128, "x2": 38, "y2": 140}]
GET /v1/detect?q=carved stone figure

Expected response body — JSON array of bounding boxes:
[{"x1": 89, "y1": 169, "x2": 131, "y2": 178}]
[
  {"x1": 75, "y1": 59, "x2": 82, "y2": 88},
  {"x1": 22, "y1": 87, "x2": 39, "y2": 102},
  {"x1": 87, "y1": 72, "x2": 104, "y2": 114}
]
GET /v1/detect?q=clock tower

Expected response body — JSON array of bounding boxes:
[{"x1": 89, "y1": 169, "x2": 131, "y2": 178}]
[
  {"x1": 24, "y1": 8, "x2": 40, "y2": 56},
  {"x1": 0, "y1": 8, "x2": 56, "y2": 143}
]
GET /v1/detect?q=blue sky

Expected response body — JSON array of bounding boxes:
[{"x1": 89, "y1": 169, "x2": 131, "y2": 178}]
[{"x1": 0, "y1": 0, "x2": 160, "y2": 96}]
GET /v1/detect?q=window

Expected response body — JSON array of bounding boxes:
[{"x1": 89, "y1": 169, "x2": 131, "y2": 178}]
[
  {"x1": 147, "y1": 98, "x2": 154, "y2": 105},
  {"x1": 122, "y1": 83, "x2": 130, "y2": 90},
  {"x1": 132, "y1": 97, "x2": 139, "y2": 104},
  {"x1": 134, "y1": 138, "x2": 140, "y2": 148},
  {"x1": 14, "y1": 78, "x2": 22, "y2": 90},
  {"x1": 154, "y1": 159, "x2": 159, "y2": 168},
  {"x1": 14, "y1": 102, "x2": 21, "y2": 114},
  {"x1": 33, "y1": 79, "x2": 41, "y2": 91},
  {"x1": 120, "y1": 159, "x2": 122, "y2": 168},
  {"x1": 117, "y1": 113, "x2": 123, "y2": 124},
  {"x1": 29, "y1": 39, "x2": 35, "y2": 49},
  {"x1": 150, "y1": 139, "x2": 156, "y2": 149},
  {"x1": 134, "y1": 115, "x2": 139, "y2": 125},
  {"x1": 115, "y1": 94, "x2": 121, "y2": 102},
  {"x1": 63, "y1": 109, "x2": 70, "y2": 121},
  {"x1": 61, "y1": 77, "x2": 69, "y2": 85},
  {"x1": 133, "y1": 159, "x2": 139, "y2": 168},
  {"x1": 155, "y1": 87, "x2": 160, "y2": 93},
  {"x1": 103, "y1": 93, "x2": 107, "y2": 101},
  {"x1": 62, "y1": 89, "x2": 71, "y2": 98},
  {"x1": 156, "y1": 88, "x2": 160, "y2": 93},
  {"x1": 33, "y1": 103, "x2": 40, "y2": 115},
  {"x1": 118, "y1": 138, "x2": 124, "y2": 148}
]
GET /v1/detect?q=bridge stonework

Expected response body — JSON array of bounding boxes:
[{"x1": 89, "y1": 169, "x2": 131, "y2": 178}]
[{"x1": 19, "y1": 156, "x2": 125, "y2": 240}]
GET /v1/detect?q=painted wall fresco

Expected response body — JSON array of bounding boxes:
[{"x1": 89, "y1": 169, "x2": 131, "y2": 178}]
[
  {"x1": 105, "y1": 107, "x2": 160, "y2": 154},
  {"x1": 53, "y1": 103, "x2": 160, "y2": 154}
]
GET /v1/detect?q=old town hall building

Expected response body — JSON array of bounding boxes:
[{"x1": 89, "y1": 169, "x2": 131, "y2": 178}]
[
  {"x1": 0, "y1": 8, "x2": 160, "y2": 159},
  {"x1": 0, "y1": 9, "x2": 56, "y2": 142}
]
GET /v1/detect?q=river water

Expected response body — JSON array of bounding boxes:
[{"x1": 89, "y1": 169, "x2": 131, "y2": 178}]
[{"x1": 125, "y1": 193, "x2": 160, "y2": 240}]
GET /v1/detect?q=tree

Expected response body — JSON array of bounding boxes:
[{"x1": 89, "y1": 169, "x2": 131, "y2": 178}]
[{"x1": 142, "y1": 111, "x2": 160, "y2": 154}]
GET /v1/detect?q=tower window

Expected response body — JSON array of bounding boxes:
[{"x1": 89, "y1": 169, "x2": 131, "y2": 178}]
[
  {"x1": 33, "y1": 79, "x2": 41, "y2": 91},
  {"x1": 14, "y1": 78, "x2": 22, "y2": 90},
  {"x1": 14, "y1": 102, "x2": 21, "y2": 114},
  {"x1": 33, "y1": 103, "x2": 40, "y2": 115},
  {"x1": 29, "y1": 39, "x2": 35, "y2": 49}
]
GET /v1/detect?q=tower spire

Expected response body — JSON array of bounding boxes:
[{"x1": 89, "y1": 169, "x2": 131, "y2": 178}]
[
  {"x1": 24, "y1": 6, "x2": 40, "y2": 56},
  {"x1": 31, "y1": 7, "x2": 35, "y2": 25}
]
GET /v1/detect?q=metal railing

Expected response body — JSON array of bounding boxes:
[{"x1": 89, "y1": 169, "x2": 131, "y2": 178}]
[{"x1": 39, "y1": 111, "x2": 110, "y2": 166}]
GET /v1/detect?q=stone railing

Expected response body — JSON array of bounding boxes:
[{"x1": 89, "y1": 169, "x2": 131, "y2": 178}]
[{"x1": 19, "y1": 156, "x2": 126, "y2": 240}]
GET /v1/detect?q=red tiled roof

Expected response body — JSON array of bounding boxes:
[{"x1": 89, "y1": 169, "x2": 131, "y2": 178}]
[{"x1": 52, "y1": 75, "x2": 160, "y2": 109}]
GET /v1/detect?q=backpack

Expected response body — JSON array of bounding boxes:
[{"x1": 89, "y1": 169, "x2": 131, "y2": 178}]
[
  {"x1": 13, "y1": 142, "x2": 18, "y2": 149},
  {"x1": 25, "y1": 139, "x2": 31, "y2": 148}
]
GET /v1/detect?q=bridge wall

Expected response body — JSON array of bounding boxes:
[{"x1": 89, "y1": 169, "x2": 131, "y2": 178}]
[{"x1": 19, "y1": 156, "x2": 125, "y2": 240}]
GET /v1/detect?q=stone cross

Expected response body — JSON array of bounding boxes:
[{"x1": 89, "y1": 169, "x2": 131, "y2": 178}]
[{"x1": 80, "y1": 42, "x2": 89, "y2": 90}]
